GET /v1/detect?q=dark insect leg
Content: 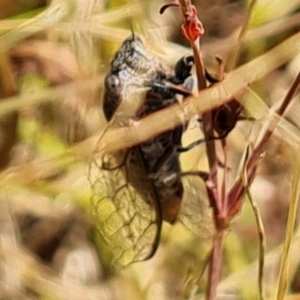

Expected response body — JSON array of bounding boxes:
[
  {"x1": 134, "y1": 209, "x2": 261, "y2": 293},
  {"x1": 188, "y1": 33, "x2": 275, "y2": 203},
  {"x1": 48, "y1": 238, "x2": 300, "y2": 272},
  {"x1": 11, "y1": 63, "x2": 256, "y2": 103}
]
[
  {"x1": 147, "y1": 126, "x2": 183, "y2": 174},
  {"x1": 148, "y1": 81, "x2": 192, "y2": 97},
  {"x1": 131, "y1": 147, "x2": 163, "y2": 262},
  {"x1": 148, "y1": 54, "x2": 195, "y2": 96},
  {"x1": 150, "y1": 145, "x2": 176, "y2": 175},
  {"x1": 148, "y1": 124, "x2": 209, "y2": 176},
  {"x1": 177, "y1": 138, "x2": 206, "y2": 153},
  {"x1": 171, "y1": 55, "x2": 194, "y2": 84},
  {"x1": 179, "y1": 170, "x2": 210, "y2": 182}
]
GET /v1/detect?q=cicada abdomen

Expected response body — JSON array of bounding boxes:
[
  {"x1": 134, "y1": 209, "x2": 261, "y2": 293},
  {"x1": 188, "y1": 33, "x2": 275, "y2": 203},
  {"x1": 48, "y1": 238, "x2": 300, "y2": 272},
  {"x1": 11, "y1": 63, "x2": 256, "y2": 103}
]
[{"x1": 90, "y1": 35, "x2": 208, "y2": 267}]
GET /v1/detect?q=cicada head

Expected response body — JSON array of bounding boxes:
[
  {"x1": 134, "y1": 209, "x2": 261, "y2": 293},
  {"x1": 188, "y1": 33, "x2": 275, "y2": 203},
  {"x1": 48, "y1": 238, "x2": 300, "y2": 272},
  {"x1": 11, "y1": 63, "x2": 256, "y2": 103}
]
[{"x1": 103, "y1": 35, "x2": 169, "y2": 123}]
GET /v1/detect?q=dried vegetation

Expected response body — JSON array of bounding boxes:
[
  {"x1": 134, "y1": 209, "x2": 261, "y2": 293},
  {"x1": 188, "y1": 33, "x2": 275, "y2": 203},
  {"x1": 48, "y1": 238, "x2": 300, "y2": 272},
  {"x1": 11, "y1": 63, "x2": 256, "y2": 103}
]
[{"x1": 1, "y1": 0, "x2": 300, "y2": 299}]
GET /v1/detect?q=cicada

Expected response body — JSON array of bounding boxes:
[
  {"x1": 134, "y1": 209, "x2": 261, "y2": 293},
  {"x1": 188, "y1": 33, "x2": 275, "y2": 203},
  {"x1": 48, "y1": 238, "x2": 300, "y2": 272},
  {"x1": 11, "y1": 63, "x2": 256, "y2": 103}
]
[{"x1": 89, "y1": 35, "x2": 212, "y2": 267}]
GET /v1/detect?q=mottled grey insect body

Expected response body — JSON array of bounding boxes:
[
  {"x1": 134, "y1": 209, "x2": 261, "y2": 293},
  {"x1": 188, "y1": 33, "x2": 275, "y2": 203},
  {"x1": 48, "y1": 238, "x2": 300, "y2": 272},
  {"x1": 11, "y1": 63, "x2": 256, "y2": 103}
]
[
  {"x1": 103, "y1": 35, "x2": 192, "y2": 224},
  {"x1": 96, "y1": 35, "x2": 195, "y2": 265}
]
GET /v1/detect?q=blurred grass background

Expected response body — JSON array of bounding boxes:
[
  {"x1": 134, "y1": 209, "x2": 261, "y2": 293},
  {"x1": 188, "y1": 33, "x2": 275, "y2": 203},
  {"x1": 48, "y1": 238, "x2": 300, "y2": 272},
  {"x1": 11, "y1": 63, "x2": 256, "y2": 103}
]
[{"x1": 1, "y1": 0, "x2": 300, "y2": 299}]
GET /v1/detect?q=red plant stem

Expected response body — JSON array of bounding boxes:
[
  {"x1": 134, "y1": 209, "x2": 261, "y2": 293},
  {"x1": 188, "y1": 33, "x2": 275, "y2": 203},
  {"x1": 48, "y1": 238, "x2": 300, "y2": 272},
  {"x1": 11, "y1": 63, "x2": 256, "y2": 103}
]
[
  {"x1": 161, "y1": 2, "x2": 228, "y2": 298},
  {"x1": 162, "y1": 0, "x2": 217, "y2": 180},
  {"x1": 206, "y1": 231, "x2": 224, "y2": 300},
  {"x1": 175, "y1": 3, "x2": 223, "y2": 299},
  {"x1": 177, "y1": 0, "x2": 218, "y2": 188},
  {"x1": 177, "y1": 0, "x2": 206, "y2": 90},
  {"x1": 221, "y1": 141, "x2": 229, "y2": 217},
  {"x1": 192, "y1": 43, "x2": 206, "y2": 90},
  {"x1": 228, "y1": 71, "x2": 300, "y2": 215}
]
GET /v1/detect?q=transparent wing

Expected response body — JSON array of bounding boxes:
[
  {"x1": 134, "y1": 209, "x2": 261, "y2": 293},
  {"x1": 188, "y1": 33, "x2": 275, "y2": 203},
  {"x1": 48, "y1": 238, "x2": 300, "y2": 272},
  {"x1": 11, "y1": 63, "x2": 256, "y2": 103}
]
[
  {"x1": 179, "y1": 118, "x2": 215, "y2": 241},
  {"x1": 88, "y1": 149, "x2": 160, "y2": 268},
  {"x1": 180, "y1": 175, "x2": 215, "y2": 241}
]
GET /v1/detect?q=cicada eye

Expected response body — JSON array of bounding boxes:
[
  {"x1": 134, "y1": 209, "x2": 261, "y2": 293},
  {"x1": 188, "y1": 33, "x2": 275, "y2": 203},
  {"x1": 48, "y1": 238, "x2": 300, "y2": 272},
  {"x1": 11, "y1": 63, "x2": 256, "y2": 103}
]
[{"x1": 105, "y1": 74, "x2": 122, "y2": 96}]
